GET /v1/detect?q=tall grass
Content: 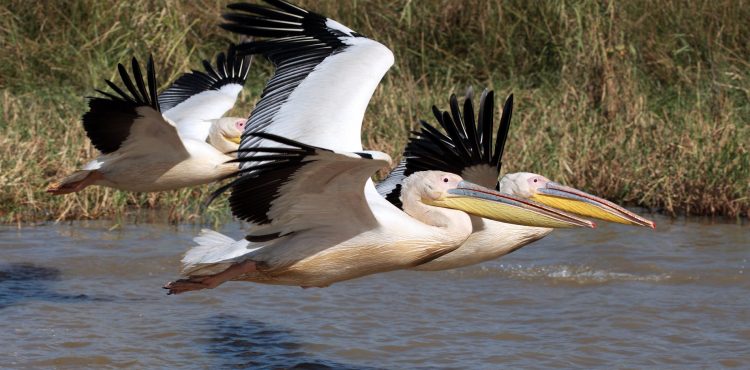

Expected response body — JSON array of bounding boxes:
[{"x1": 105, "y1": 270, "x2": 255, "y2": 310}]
[{"x1": 0, "y1": 0, "x2": 747, "y2": 223}]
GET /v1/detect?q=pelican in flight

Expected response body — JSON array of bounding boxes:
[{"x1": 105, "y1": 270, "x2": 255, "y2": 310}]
[
  {"x1": 165, "y1": 133, "x2": 593, "y2": 293},
  {"x1": 47, "y1": 45, "x2": 251, "y2": 194},
  {"x1": 163, "y1": 0, "x2": 594, "y2": 293},
  {"x1": 378, "y1": 89, "x2": 655, "y2": 270}
]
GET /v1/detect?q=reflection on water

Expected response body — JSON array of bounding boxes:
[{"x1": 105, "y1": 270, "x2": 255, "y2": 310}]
[
  {"x1": 203, "y1": 315, "x2": 377, "y2": 369},
  {"x1": 0, "y1": 214, "x2": 748, "y2": 368},
  {"x1": 0, "y1": 263, "x2": 108, "y2": 309}
]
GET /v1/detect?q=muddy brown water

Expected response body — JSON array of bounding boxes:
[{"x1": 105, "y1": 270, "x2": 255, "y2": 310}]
[{"x1": 1, "y1": 214, "x2": 748, "y2": 368}]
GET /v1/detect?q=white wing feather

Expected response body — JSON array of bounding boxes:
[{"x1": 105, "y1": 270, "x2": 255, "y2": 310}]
[
  {"x1": 258, "y1": 39, "x2": 393, "y2": 151},
  {"x1": 162, "y1": 83, "x2": 244, "y2": 141}
]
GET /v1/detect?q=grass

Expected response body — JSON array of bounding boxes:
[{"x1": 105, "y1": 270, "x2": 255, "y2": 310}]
[{"x1": 0, "y1": 0, "x2": 748, "y2": 223}]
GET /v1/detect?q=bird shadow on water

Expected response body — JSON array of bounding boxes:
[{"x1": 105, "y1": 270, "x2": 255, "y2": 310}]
[
  {"x1": 0, "y1": 262, "x2": 110, "y2": 309},
  {"x1": 201, "y1": 314, "x2": 381, "y2": 370}
]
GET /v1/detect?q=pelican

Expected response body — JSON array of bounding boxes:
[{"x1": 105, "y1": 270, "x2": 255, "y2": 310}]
[
  {"x1": 164, "y1": 133, "x2": 594, "y2": 293},
  {"x1": 377, "y1": 89, "x2": 655, "y2": 271},
  {"x1": 47, "y1": 45, "x2": 251, "y2": 194},
  {"x1": 208, "y1": 117, "x2": 246, "y2": 155},
  {"x1": 163, "y1": 0, "x2": 595, "y2": 293}
]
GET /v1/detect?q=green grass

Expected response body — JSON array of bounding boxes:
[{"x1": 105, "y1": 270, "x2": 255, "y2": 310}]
[{"x1": 1, "y1": 0, "x2": 748, "y2": 223}]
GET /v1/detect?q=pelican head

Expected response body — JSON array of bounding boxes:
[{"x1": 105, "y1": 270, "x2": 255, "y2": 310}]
[
  {"x1": 498, "y1": 172, "x2": 655, "y2": 228},
  {"x1": 208, "y1": 117, "x2": 245, "y2": 154},
  {"x1": 405, "y1": 171, "x2": 595, "y2": 229}
]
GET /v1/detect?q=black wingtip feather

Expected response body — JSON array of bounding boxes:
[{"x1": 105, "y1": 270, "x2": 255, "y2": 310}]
[
  {"x1": 261, "y1": 0, "x2": 309, "y2": 16},
  {"x1": 227, "y1": 3, "x2": 303, "y2": 20},
  {"x1": 147, "y1": 55, "x2": 159, "y2": 111},
  {"x1": 491, "y1": 94, "x2": 513, "y2": 169},
  {"x1": 378, "y1": 88, "x2": 517, "y2": 208},
  {"x1": 479, "y1": 89, "x2": 492, "y2": 162},
  {"x1": 461, "y1": 91, "x2": 482, "y2": 162},
  {"x1": 214, "y1": 132, "x2": 327, "y2": 224},
  {"x1": 83, "y1": 55, "x2": 161, "y2": 154},
  {"x1": 103, "y1": 79, "x2": 133, "y2": 103},
  {"x1": 210, "y1": 131, "x2": 384, "y2": 224},
  {"x1": 449, "y1": 94, "x2": 468, "y2": 140},
  {"x1": 131, "y1": 57, "x2": 149, "y2": 106},
  {"x1": 158, "y1": 43, "x2": 251, "y2": 112},
  {"x1": 117, "y1": 62, "x2": 139, "y2": 103}
]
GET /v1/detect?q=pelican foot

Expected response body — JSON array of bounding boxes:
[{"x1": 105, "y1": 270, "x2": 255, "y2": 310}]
[
  {"x1": 47, "y1": 170, "x2": 103, "y2": 195},
  {"x1": 163, "y1": 277, "x2": 217, "y2": 295},
  {"x1": 46, "y1": 181, "x2": 86, "y2": 195},
  {"x1": 164, "y1": 260, "x2": 258, "y2": 295}
]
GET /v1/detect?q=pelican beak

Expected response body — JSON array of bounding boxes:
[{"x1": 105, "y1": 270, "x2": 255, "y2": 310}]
[
  {"x1": 531, "y1": 182, "x2": 655, "y2": 228},
  {"x1": 427, "y1": 181, "x2": 595, "y2": 228},
  {"x1": 225, "y1": 135, "x2": 242, "y2": 145}
]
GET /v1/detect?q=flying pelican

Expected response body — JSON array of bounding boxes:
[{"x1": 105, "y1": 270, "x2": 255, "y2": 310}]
[
  {"x1": 208, "y1": 117, "x2": 247, "y2": 155},
  {"x1": 163, "y1": 0, "x2": 596, "y2": 293},
  {"x1": 47, "y1": 45, "x2": 251, "y2": 194},
  {"x1": 164, "y1": 133, "x2": 594, "y2": 293},
  {"x1": 377, "y1": 89, "x2": 655, "y2": 271}
]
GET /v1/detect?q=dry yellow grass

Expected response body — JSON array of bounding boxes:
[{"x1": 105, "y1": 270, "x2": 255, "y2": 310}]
[{"x1": 1, "y1": 0, "x2": 748, "y2": 223}]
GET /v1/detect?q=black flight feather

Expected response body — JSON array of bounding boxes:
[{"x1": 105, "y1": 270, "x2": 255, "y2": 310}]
[
  {"x1": 117, "y1": 62, "x2": 140, "y2": 103},
  {"x1": 491, "y1": 94, "x2": 513, "y2": 169},
  {"x1": 479, "y1": 90, "x2": 494, "y2": 162},
  {"x1": 461, "y1": 92, "x2": 482, "y2": 162},
  {"x1": 206, "y1": 132, "x2": 326, "y2": 223},
  {"x1": 131, "y1": 58, "x2": 149, "y2": 104},
  {"x1": 158, "y1": 44, "x2": 251, "y2": 112},
  {"x1": 376, "y1": 89, "x2": 515, "y2": 208},
  {"x1": 82, "y1": 56, "x2": 160, "y2": 154},
  {"x1": 227, "y1": 3, "x2": 303, "y2": 21},
  {"x1": 221, "y1": 0, "x2": 366, "y2": 154},
  {"x1": 208, "y1": 131, "x2": 384, "y2": 225}
]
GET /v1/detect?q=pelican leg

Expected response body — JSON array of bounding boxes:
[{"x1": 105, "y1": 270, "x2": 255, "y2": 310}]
[
  {"x1": 47, "y1": 170, "x2": 103, "y2": 195},
  {"x1": 164, "y1": 260, "x2": 258, "y2": 295}
]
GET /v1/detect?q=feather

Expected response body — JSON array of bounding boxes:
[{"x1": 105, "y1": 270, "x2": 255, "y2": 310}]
[{"x1": 377, "y1": 89, "x2": 516, "y2": 207}]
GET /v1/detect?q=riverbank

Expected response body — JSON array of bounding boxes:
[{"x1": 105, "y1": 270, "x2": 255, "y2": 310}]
[{"x1": 1, "y1": 0, "x2": 747, "y2": 222}]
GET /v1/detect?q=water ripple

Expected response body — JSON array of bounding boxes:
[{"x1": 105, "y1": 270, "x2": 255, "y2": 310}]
[{"x1": 448, "y1": 263, "x2": 673, "y2": 284}]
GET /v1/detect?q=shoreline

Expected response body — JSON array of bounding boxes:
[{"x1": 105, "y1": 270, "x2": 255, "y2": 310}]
[
  {"x1": 1, "y1": 204, "x2": 746, "y2": 227},
  {"x1": 2, "y1": 0, "x2": 748, "y2": 222}
]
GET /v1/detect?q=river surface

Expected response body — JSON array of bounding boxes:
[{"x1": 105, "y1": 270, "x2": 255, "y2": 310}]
[{"x1": 1, "y1": 214, "x2": 748, "y2": 369}]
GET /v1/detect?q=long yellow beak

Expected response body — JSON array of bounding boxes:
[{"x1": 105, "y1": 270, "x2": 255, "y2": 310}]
[
  {"x1": 225, "y1": 135, "x2": 242, "y2": 145},
  {"x1": 426, "y1": 181, "x2": 595, "y2": 228},
  {"x1": 531, "y1": 182, "x2": 655, "y2": 228}
]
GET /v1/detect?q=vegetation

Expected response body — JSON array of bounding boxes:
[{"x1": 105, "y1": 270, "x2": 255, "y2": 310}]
[{"x1": 1, "y1": 0, "x2": 747, "y2": 223}]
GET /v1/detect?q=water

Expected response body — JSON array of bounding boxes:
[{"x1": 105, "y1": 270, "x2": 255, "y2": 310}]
[{"x1": 1, "y1": 214, "x2": 748, "y2": 369}]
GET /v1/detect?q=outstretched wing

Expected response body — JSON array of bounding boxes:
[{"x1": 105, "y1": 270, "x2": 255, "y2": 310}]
[
  {"x1": 159, "y1": 44, "x2": 252, "y2": 141},
  {"x1": 83, "y1": 57, "x2": 186, "y2": 158},
  {"x1": 210, "y1": 132, "x2": 391, "y2": 239},
  {"x1": 221, "y1": 0, "x2": 394, "y2": 155},
  {"x1": 377, "y1": 89, "x2": 513, "y2": 208}
]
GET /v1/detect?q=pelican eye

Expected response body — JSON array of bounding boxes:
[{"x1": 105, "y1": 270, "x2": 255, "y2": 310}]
[
  {"x1": 443, "y1": 178, "x2": 449, "y2": 183},
  {"x1": 533, "y1": 179, "x2": 538, "y2": 183}
]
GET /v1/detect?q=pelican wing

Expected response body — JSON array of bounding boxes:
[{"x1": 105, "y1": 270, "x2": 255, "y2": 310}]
[
  {"x1": 210, "y1": 132, "x2": 391, "y2": 239},
  {"x1": 83, "y1": 57, "x2": 186, "y2": 158},
  {"x1": 377, "y1": 89, "x2": 513, "y2": 208},
  {"x1": 221, "y1": 0, "x2": 394, "y2": 154},
  {"x1": 159, "y1": 44, "x2": 252, "y2": 141}
]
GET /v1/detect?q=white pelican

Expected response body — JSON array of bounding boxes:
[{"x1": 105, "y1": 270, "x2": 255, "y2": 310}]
[
  {"x1": 47, "y1": 45, "x2": 251, "y2": 194},
  {"x1": 377, "y1": 89, "x2": 655, "y2": 270},
  {"x1": 164, "y1": 133, "x2": 594, "y2": 293},
  {"x1": 208, "y1": 117, "x2": 247, "y2": 155},
  {"x1": 163, "y1": 0, "x2": 596, "y2": 293}
]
